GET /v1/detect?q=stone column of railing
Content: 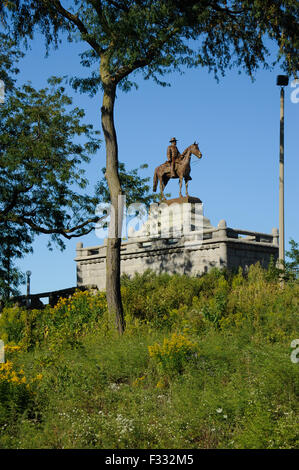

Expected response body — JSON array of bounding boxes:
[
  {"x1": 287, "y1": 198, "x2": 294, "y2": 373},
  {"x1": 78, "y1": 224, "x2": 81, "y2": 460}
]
[
  {"x1": 213, "y1": 219, "x2": 228, "y2": 267},
  {"x1": 272, "y1": 228, "x2": 279, "y2": 246}
]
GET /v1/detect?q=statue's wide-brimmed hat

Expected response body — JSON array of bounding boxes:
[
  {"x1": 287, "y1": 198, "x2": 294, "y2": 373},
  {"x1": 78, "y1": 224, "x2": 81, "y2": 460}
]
[{"x1": 169, "y1": 137, "x2": 178, "y2": 143}]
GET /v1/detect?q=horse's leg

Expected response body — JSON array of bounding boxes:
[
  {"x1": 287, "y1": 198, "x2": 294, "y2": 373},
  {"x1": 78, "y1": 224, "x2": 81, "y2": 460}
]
[
  {"x1": 159, "y1": 174, "x2": 166, "y2": 201},
  {"x1": 179, "y1": 177, "x2": 183, "y2": 198},
  {"x1": 185, "y1": 178, "x2": 189, "y2": 197}
]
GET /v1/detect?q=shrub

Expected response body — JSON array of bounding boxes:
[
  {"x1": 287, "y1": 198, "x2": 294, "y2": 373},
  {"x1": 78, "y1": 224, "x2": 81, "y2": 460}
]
[
  {"x1": 148, "y1": 332, "x2": 199, "y2": 379},
  {"x1": 0, "y1": 360, "x2": 35, "y2": 427},
  {"x1": 0, "y1": 306, "x2": 28, "y2": 345},
  {"x1": 218, "y1": 264, "x2": 299, "y2": 342},
  {"x1": 0, "y1": 290, "x2": 108, "y2": 351},
  {"x1": 121, "y1": 269, "x2": 233, "y2": 327},
  {"x1": 45, "y1": 290, "x2": 108, "y2": 347}
]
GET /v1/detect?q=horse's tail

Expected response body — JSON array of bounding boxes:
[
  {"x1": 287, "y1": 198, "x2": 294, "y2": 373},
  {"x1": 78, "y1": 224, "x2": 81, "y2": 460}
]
[{"x1": 153, "y1": 168, "x2": 158, "y2": 192}]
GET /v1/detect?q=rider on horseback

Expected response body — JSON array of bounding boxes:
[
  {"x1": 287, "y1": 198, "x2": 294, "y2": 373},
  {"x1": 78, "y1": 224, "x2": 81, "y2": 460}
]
[
  {"x1": 153, "y1": 140, "x2": 203, "y2": 199},
  {"x1": 167, "y1": 137, "x2": 180, "y2": 177}
]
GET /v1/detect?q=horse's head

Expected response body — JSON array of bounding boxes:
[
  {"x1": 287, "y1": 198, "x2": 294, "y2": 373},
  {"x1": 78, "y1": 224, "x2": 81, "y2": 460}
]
[{"x1": 191, "y1": 141, "x2": 202, "y2": 159}]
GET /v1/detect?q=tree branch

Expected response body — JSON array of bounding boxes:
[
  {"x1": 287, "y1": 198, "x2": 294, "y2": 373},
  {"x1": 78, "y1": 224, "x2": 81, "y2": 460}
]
[
  {"x1": 4, "y1": 213, "x2": 105, "y2": 239},
  {"x1": 86, "y1": 0, "x2": 116, "y2": 39},
  {"x1": 51, "y1": 0, "x2": 103, "y2": 55},
  {"x1": 114, "y1": 24, "x2": 182, "y2": 82}
]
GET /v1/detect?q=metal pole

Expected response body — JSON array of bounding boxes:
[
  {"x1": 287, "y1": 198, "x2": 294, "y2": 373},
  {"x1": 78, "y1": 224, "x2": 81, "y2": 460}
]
[
  {"x1": 26, "y1": 274, "x2": 30, "y2": 297},
  {"x1": 26, "y1": 271, "x2": 31, "y2": 308},
  {"x1": 279, "y1": 86, "x2": 285, "y2": 268}
]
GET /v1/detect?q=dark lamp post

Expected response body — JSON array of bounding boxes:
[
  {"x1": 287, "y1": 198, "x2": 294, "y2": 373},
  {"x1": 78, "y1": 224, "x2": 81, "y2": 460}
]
[
  {"x1": 26, "y1": 270, "x2": 32, "y2": 307},
  {"x1": 276, "y1": 75, "x2": 289, "y2": 273}
]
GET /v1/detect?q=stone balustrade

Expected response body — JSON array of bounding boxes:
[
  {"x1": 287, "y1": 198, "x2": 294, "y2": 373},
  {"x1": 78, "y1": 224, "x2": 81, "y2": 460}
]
[{"x1": 75, "y1": 215, "x2": 279, "y2": 291}]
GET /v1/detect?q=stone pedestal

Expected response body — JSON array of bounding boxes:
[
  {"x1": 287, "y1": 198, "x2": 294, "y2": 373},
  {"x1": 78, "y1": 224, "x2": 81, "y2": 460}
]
[{"x1": 128, "y1": 197, "x2": 212, "y2": 239}]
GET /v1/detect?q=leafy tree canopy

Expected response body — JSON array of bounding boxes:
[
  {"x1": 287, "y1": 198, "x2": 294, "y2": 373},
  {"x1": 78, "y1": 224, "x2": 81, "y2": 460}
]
[
  {"x1": 0, "y1": 37, "x2": 101, "y2": 299},
  {"x1": 0, "y1": 77, "x2": 101, "y2": 248},
  {"x1": 0, "y1": 32, "x2": 23, "y2": 92},
  {"x1": 1, "y1": 1, "x2": 298, "y2": 95},
  {"x1": 0, "y1": 71, "x2": 101, "y2": 298},
  {"x1": 0, "y1": 221, "x2": 32, "y2": 300}
]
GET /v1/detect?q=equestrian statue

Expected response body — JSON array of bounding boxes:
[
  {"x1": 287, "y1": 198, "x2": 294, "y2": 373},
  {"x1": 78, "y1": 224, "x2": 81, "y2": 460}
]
[{"x1": 153, "y1": 137, "x2": 203, "y2": 200}]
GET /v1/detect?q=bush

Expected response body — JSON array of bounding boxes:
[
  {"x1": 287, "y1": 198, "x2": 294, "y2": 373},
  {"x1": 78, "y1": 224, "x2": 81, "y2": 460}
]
[
  {"x1": 0, "y1": 306, "x2": 28, "y2": 345},
  {"x1": 0, "y1": 290, "x2": 108, "y2": 351},
  {"x1": 121, "y1": 268, "x2": 234, "y2": 328},
  {"x1": 148, "y1": 332, "x2": 199, "y2": 379},
  {"x1": 0, "y1": 359, "x2": 36, "y2": 428}
]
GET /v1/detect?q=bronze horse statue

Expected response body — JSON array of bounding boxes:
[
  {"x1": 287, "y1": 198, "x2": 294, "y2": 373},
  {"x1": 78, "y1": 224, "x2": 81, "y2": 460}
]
[{"x1": 153, "y1": 142, "x2": 203, "y2": 200}]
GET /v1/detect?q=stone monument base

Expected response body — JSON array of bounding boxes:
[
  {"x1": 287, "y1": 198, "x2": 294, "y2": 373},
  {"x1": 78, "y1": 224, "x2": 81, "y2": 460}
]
[
  {"x1": 128, "y1": 196, "x2": 208, "y2": 239},
  {"x1": 75, "y1": 200, "x2": 279, "y2": 291}
]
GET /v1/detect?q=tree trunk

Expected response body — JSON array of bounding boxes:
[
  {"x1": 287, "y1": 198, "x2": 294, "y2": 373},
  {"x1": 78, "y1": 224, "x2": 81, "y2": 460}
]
[{"x1": 101, "y1": 79, "x2": 125, "y2": 335}]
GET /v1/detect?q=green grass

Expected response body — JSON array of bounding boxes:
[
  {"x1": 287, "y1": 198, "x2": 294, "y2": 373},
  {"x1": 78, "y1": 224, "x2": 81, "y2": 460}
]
[{"x1": 0, "y1": 264, "x2": 298, "y2": 449}]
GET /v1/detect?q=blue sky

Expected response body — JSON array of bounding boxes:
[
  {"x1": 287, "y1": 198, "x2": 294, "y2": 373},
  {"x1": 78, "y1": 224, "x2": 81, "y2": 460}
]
[{"x1": 8, "y1": 33, "x2": 298, "y2": 295}]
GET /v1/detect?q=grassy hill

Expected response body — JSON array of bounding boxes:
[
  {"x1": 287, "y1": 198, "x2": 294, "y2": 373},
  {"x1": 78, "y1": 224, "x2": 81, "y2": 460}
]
[{"x1": 0, "y1": 264, "x2": 298, "y2": 449}]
